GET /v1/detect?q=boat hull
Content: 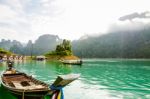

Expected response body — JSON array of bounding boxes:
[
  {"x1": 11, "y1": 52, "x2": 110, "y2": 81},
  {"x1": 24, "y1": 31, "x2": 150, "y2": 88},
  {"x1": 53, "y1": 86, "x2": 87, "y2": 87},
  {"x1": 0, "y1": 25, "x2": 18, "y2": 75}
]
[
  {"x1": 63, "y1": 62, "x2": 82, "y2": 65},
  {"x1": 62, "y1": 60, "x2": 82, "y2": 65},
  {"x1": 1, "y1": 84, "x2": 49, "y2": 97},
  {"x1": 1, "y1": 71, "x2": 52, "y2": 98},
  {"x1": 1, "y1": 69, "x2": 80, "y2": 99}
]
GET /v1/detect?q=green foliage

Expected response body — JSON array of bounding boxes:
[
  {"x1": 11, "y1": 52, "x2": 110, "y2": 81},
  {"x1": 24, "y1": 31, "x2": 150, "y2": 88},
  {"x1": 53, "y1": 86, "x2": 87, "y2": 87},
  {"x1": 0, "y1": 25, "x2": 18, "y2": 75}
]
[
  {"x1": 33, "y1": 34, "x2": 61, "y2": 55},
  {"x1": 72, "y1": 28, "x2": 150, "y2": 58},
  {"x1": 0, "y1": 48, "x2": 12, "y2": 56},
  {"x1": 46, "y1": 39, "x2": 72, "y2": 56},
  {"x1": 45, "y1": 51, "x2": 57, "y2": 56},
  {"x1": 56, "y1": 45, "x2": 65, "y2": 52}
]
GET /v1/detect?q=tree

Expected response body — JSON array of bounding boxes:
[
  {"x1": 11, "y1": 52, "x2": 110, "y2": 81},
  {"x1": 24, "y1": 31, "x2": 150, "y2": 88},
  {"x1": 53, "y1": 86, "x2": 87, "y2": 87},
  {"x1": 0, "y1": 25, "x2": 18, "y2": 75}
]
[
  {"x1": 62, "y1": 39, "x2": 72, "y2": 52},
  {"x1": 46, "y1": 39, "x2": 72, "y2": 56},
  {"x1": 72, "y1": 27, "x2": 150, "y2": 58},
  {"x1": 0, "y1": 48, "x2": 12, "y2": 56}
]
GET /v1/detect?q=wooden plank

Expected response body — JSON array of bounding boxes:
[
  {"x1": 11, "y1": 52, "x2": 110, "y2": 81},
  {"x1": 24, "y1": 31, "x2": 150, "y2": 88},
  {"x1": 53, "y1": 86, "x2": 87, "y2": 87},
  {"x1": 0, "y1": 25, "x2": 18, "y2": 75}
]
[{"x1": 52, "y1": 74, "x2": 80, "y2": 87}]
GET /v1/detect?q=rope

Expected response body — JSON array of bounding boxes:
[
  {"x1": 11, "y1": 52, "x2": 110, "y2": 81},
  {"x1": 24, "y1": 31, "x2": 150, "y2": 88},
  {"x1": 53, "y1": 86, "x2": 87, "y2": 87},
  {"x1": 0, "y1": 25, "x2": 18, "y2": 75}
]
[
  {"x1": 50, "y1": 85, "x2": 64, "y2": 99},
  {"x1": 22, "y1": 90, "x2": 25, "y2": 99}
]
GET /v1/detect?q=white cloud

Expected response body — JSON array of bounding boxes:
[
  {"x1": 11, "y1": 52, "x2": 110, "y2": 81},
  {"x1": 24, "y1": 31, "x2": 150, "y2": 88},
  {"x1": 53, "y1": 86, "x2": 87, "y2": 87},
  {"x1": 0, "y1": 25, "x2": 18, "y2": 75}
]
[
  {"x1": 0, "y1": 0, "x2": 150, "y2": 42},
  {"x1": 0, "y1": 4, "x2": 17, "y2": 19},
  {"x1": 0, "y1": 28, "x2": 22, "y2": 41}
]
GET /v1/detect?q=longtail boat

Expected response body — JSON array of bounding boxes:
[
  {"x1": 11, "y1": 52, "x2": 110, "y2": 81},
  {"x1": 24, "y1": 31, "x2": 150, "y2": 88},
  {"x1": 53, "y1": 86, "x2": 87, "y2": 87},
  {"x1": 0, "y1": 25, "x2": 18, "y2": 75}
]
[
  {"x1": 61, "y1": 60, "x2": 82, "y2": 65},
  {"x1": 1, "y1": 61, "x2": 80, "y2": 99}
]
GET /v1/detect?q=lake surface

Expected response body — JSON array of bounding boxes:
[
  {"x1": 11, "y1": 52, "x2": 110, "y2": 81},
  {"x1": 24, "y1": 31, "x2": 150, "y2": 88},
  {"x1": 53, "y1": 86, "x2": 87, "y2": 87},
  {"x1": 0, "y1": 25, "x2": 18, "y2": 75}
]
[{"x1": 0, "y1": 59, "x2": 150, "y2": 99}]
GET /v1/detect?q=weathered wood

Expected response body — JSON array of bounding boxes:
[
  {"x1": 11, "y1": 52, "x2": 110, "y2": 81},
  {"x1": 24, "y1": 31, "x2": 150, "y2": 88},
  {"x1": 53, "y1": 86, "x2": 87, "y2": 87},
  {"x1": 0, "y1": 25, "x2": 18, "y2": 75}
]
[
  {"x1": 1, "y1": 70, "x2": 80, "y2": 98},
  {"x1": 53, "y1": 74, "x2": 80, "y2": 87},
  {"x1": 61, "y1": 60, "x2": 82, "y2": 65}
]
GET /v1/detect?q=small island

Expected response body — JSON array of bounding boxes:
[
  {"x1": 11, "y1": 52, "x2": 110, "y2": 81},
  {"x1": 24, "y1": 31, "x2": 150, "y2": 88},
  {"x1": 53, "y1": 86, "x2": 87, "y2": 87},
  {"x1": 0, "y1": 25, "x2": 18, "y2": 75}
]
[
  {"x1": 0, "y1": 39, "x2": 82, "y2": 65},
  {"x1": 45, "y1": 39, "x2": 82, "y2": 65}
]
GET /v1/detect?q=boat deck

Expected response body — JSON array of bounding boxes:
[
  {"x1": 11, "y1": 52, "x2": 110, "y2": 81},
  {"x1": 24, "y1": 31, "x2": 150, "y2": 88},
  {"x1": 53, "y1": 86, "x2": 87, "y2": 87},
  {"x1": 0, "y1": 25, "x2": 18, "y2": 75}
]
[{"x1": 2, "y1": 73, "x2": 49, "y2": 91}]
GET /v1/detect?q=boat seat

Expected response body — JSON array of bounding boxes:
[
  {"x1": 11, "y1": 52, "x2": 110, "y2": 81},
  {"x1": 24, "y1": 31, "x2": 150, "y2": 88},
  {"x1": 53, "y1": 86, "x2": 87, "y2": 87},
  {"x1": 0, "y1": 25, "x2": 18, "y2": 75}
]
[
  {"x1": 12, "y1": 81, "x2": 24, "y2": 89},
  {"x1": 8, "y1": 82, "x2": 15, "y2": 87},
  {"x1": 11, "y1": 81, "x2": 45, "y2": 90}
]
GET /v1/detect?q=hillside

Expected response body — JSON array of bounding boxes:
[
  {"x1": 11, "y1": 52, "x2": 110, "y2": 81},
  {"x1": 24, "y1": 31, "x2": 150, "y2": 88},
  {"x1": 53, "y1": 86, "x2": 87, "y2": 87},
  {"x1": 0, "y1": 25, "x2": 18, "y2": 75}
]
[
  {"x1": 1, "y1": 30, "x2": 150, "y2": 58},
  {"x1": 72, "y1": 27, "x2": 150, "y2": 58},
  {"x1": 0, "y1": 34, "x2": 62, "y2": 55}
]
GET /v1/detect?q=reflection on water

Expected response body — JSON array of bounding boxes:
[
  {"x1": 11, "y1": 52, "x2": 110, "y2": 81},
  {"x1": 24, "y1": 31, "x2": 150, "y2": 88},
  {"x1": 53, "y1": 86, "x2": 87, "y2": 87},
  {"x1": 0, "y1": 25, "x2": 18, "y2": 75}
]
[
  {"x1": 0, "y1": 85, "x2": 16, "y2": 99},
  {"x1": 0, "y1": 59, "x2": 150, "y2": 99}
]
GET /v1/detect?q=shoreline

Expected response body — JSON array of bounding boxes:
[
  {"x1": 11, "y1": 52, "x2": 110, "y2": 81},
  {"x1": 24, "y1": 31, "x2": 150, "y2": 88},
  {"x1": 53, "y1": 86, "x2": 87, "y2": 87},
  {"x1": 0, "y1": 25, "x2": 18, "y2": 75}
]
[{"x1": 45, "y1": 55, "x2": 80, "y2": 60}]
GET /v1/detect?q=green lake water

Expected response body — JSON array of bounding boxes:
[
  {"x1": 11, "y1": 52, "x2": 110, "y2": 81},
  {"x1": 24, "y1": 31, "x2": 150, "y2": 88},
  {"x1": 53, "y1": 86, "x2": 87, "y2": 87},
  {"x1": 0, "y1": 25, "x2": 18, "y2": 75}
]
[{"x1": 0, "y1": 59, "x2": 150, "y2": 99}]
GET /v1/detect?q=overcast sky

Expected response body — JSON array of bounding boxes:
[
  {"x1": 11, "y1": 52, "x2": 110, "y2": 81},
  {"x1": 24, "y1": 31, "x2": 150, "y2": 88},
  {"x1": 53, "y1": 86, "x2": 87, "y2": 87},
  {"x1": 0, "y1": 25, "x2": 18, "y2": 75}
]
[{"x1": 0, "y1": 0, "x2": 150, "y2": 42}]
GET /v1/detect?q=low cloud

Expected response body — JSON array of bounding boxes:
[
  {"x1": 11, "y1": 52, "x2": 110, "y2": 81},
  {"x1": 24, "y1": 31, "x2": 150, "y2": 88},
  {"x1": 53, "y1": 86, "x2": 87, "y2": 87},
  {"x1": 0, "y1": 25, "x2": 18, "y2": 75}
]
[{"x1": 119, "y1": 11, "x2": 150, "y2": 21}]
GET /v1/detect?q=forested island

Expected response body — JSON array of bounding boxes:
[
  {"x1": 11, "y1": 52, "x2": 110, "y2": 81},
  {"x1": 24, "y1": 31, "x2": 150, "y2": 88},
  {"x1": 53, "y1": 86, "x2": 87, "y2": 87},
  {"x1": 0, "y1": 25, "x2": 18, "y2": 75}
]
[
  {"x1": 0, "y1": 25, "x2": 150, "y2": 58},
  {"x1": 45, "y1": 39, "x2": 79, "y2": 60}
]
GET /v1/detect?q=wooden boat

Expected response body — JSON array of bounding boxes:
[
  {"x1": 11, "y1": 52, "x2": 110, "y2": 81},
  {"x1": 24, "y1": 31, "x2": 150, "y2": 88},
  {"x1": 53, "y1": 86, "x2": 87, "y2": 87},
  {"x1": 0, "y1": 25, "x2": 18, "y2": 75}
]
[
  {"x1": 36, "y1": 56, "x2": 46, "y2": 61},
  {"x1": 1, "y1": 68, "x2": 80, "y2": 99},
  {"x1": 61, "y1": 60, "x2": 82, "y2": 65}
]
